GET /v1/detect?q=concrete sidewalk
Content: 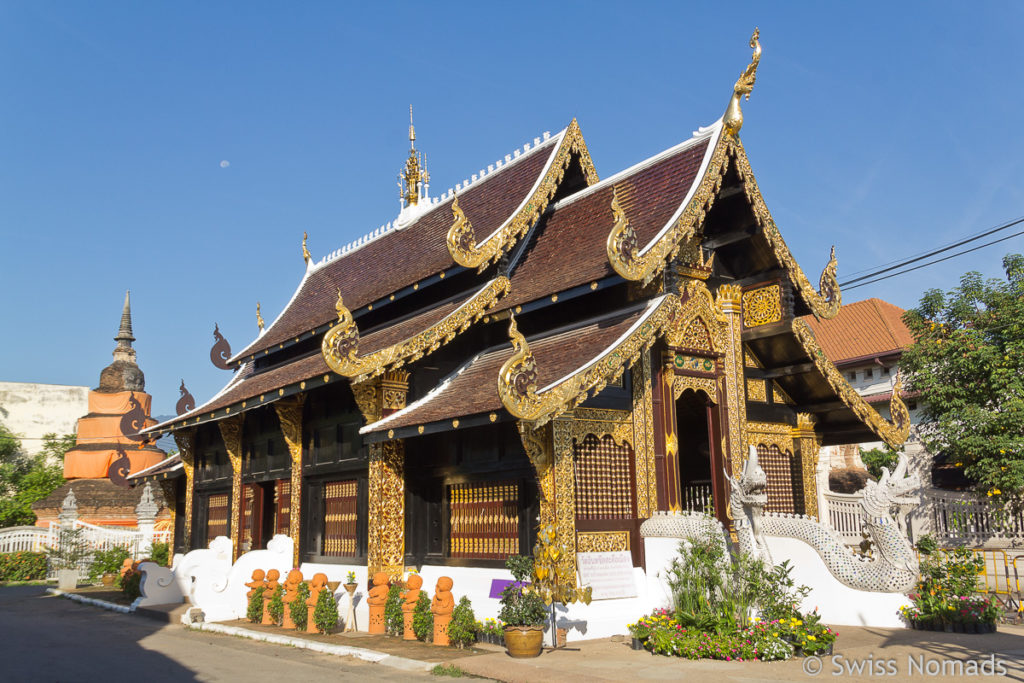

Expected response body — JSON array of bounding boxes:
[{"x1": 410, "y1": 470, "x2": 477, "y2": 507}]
[{"x1": 446, "y1": 625, "x2": 1024, "y2": 682}]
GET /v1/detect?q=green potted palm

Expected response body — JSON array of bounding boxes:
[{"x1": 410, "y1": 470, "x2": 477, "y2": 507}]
[{"x1": 498, "y1": 555, "x2": 548, "y2": 658}]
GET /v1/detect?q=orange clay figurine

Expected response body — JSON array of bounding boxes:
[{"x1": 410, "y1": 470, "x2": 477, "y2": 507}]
[
  {"x1": 367, "y1": 572, "x2": 390, "y2": 634},
  {"x1": 281, "y1": 569, "x2": 303, "y2": 629},
  {"x1": 431, "y1": 576, "x2": 454, "y2": 646},
  {"x1": 305, "y1": 572, "x2": 328, "y2": 634},
  {"x1": 262, "y1": 569, "x2": 280, "y2": 625},
  {"x1": 401, "y1": 574, "x2": 423, "y2": 640},
  {"x1": 245, "y1": 568, "x2": 266, "y2": 599}
]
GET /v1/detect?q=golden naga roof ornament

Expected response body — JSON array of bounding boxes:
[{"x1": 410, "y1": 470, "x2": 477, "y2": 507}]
[
  {"x1": 323, "y1": 277, "x2": 510, "y2": 383},
  {"x1": 723, "y1": 28, "x2": 761, "y2": 136},
  {"x1": 498, "y1": 296, "x2": 680, "y2": 426},
  {"x1": 447, "y1": 118, "x2": 598, "y2": 271},
  {"x1": 256, "y1": 302, "x2": 265, "y2": 332},
  {"x1": 302, "y1": 231, "x2": 311, "y2": 265},
  {"x1": 818, "y1": 245, "x2": 841, "y2": 311}
]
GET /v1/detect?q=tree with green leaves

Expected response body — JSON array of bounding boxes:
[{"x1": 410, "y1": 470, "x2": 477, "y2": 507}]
[
  {"x1": 0, "y1": 424, "x2": 71, "y2": 527},
  {"x1": 860, "y1": 447, "x2": 900, "y2": 480},
  {"x1": 900, "y1": 254, "x2": 1024, "y2": 504}
]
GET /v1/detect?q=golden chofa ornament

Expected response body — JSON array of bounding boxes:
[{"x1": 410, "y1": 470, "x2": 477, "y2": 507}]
[{"x1": 724, "y1": 28, "x2": 761, "y2": 136}]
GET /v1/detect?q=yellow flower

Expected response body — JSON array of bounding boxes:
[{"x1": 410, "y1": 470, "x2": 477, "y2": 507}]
[
  {"x1": 994, "y1": 489, "x2": 1002, "y2": 495},
  {"x1": 955, "y1": 462, "x2": 963, "y2": 467},
  {"x1": 808, "y1": 635, "x2": 817, "y2": 641},
  {"x1": 1000, "y1": 450, "x2": 1006, "y2": 454}
]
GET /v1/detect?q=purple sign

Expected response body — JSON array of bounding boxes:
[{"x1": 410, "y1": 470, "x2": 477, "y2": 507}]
[{"x1": 489, "y1": 579, "x2": 516, "y2": 599}]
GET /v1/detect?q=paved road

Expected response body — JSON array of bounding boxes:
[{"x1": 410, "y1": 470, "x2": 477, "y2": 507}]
[{"x1": 0, "y1": 587, "x2": 430, "y2": 682}]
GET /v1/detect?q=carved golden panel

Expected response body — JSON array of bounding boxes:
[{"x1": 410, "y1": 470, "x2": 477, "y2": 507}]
[
  {"x1": 631, "y1": 354, "x2": 657, "y2": 517},
  {"x1": 741, "y1": 284, "x2": 782, "y2": 328},
  {"x1": 746, "y1": 378, "x2": 767, "y2": 402},
  {"x1": 173, "y1": 429, "x2": 195, "y2": 549},
  {"x1": 717, "y1": 285, "x2": 747, "y2": 477},
  {"x1": 577, "y1": 531, "x2": 630, "y2": 553},
  {"x1": 274, "y1": 395, "x2": 305, "y2": 566},
  {"x1": 673, "y1": 354, "x2": 716, "y2": 373},
  {"x1": 746, "y1": 421, "x2": 793, "y2": 455},
  {"x1": 217, "y1": 415, "x2": 244, "y2": 560},
  {"x1": 672, "y1": 375, "x2": 718, "y2": 402}
]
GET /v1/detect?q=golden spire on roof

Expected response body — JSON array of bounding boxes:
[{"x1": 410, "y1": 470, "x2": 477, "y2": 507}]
[
  {"x1": 399, "y1": 105, "x2": 430, "y2": 208},
  {"x1": 724, "y1": 28, "x2": 761, "y2": 136},
  {"x1": 256, "y1": 302, "x2": 265, "y2": 332},
  {"x1": 302, "y1": 231, "x2": 311, "y2": 264}
]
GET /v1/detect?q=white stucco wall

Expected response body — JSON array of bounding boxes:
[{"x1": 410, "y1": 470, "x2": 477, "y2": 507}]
[{"x1": 0, "y1": 381, "x2": 89, "y2": 459}]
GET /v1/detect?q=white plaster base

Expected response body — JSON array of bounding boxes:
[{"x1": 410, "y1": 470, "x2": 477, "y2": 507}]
[
  {"x1": 765, "y1": 536, "x2": 909, "y2": 627},
  {"x1": 137, "y1": 562, "x2": 184, "y2": 607}
]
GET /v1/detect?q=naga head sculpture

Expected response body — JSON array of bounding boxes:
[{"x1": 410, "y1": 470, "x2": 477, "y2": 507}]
[
  {"x1": 729, "y1": 445, "x2": 768, "y2": 509},
  {"x1": 863, "y1": 453, "x2": 920, "y2": 518}
]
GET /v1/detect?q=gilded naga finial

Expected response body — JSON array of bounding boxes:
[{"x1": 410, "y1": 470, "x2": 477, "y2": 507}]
[
  {"x1": 256, "y1": 302, "x2": 265, "y2": 332},
  {"x1": 302, "y1": 231, "x2": 311, "y2": 264},
  {"x1": 723, "y1": 28, "x2": 761, "y2": 136},
  {"x1": 399, "y1": 106, "x2": 430, "y2": 208}
]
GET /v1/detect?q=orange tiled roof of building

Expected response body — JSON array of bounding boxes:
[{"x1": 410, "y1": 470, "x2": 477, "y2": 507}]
[{"x1": 803, "y1": 298, "x2": 916, "y2": 364}]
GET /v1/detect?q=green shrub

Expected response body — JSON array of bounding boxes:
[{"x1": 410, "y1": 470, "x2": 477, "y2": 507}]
[
  {"x1": 119, "y1": 568, "x2": 142, "y2": 602},
  {"x1": 0, "y1": 551, "x2": 48, "y2": 581},
  {"x1": 384, "y1": 583, "x2": 404, "y2": 635},
  {"x1": 88, "y1": 547, "x2": 131, "y2": 582},
  {"x1": 45, "y1": 527, "x2": 89, "y2": 570},
  {"x1": 861, "y1": 447, "x2": 901, "y2": 480},
  {"x1": 412, "y1": 591, "x2": 433, "y2": 641},
  {"x1": 431, "y1": 663, "x2": 466, "y2": 677},
  {"x1": 498, "y1": 555, "x2": 547, "y2": 627},
  {"x1": 268, "y1": 585, "x2": 284, "y2": 625},
  {"x1": 313, "y1": 586, "x2": 338, "y2": 634},
  {"x1": 247, "y1": 586, "x2": 266, "y2": 623},
  {"x1": 448, "y1": 596, "x2": 477, "y2": 648},
  {"x1": 290, "y1": 581, "x2": 310, "y2": 630},
  {"x1": 149, "y1": 542, "x2": 170, "y2": 567}
]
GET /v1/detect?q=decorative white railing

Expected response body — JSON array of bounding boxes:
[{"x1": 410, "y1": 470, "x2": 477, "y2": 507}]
[
  {"x1": 929, "y1": 489, "x2": 1024, "y2": 546},
  {"x1": 0, "y1": 526, "x2": 54, "y2": 554},
  {"x1": 823, "y1": 491, "x2": 865, "y2": 544}
]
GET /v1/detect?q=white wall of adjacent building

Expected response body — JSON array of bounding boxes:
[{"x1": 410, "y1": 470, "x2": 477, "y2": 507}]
[{"x1": 0, "y1": 381, "x2": 89, "y2": 459}]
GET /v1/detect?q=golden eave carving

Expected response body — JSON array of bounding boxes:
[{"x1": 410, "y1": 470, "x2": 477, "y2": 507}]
[
  {"x1": 323, "y1": 276, "x2": 510, "y2": 383},
  {"x1": 605, "y1": 129, "x2": 841, "y2": 319},
  {"x1": 791, "y1": 318, "x2": 910, "y2": 449},
  {"x1": 498, "y1": 296, "x2": 679, "y2": 427},
  {"x1": 606, "y1": 131, "x2": 730, "y2": 287},
  {"x1": 729, "y1": 139, "x2": 841, "y2": 319},
  {"x1": 447, "y1": 119, "x2": 598, "y2": 271}
]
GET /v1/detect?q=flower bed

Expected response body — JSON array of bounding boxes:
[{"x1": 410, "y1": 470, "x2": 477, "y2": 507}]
[
  {"x1": 0, "y1": 551, "x2": 47, "y2": 581},
  {"x1": 901, "y1": 544, "x2": 999, "y2": 633},
  {"x1": 475, "y1": 617, "x2": 506, "y2": 645}
]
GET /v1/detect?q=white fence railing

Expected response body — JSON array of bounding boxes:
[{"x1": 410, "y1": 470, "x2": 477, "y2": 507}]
[
  {"x1": 824, "y1": 491, "x2": 865, "y2": 544},
  {"x1": 0, "y1": 521, "x2": 172, "y2": 579}
]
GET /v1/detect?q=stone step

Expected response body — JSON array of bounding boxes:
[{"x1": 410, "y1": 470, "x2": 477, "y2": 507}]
[{"x1": 135, "y1": 602, "x2": 191, "y2": 624}]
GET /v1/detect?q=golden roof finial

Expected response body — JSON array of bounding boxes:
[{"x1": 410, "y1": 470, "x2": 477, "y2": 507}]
[
  {"x1": 256, "y1": 302, "x2": 265, "y2": 332},
  {"x1": 409, "y1": 104, "x2": 416, "y2": 146},
  {"x1": 724, "y1": 28, "x2": 761, "y2": 136},
  {"x1": 399, "y1": 106, "x2": 428, "y2": 208},
  {"x1": 302, "y1": 231, "x2": 311, "y2": 265}
]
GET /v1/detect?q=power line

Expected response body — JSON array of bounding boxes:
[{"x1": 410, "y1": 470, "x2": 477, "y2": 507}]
[
  {"x1": 843, "y1": 228, "x2": 1024, "y2": 291},
  {"x1": 839, "y1": 215, "x2": 1024, "y2": 287}
]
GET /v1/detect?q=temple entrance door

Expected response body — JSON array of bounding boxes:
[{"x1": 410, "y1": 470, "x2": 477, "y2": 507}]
[
  {"x1": 240, "y1": 483, "x2": 264, "y2": 552},
  {"x1": 675, "y1": 389, "x2": 729, "y2": 524}
]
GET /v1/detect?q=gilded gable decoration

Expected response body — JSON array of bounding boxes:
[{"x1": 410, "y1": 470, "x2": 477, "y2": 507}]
[
  {"x1": 723, "y1": 28, "x2": 761, "y2": 136},
  {"x1": 666, "y1": 280, "x2": 727, "y2": 353},
  {"x1": 791, "y1": 319, "x2": 911, "y2": 448},
  {"x1": 323, "y1": 277, "x2": 510, "y2": 383},
  {"x1": 499, "y1": 296, "x2": 678, "y2": 426},
  {"x1": 447, "y1": 119, "x2": 597, "y2": 271}
]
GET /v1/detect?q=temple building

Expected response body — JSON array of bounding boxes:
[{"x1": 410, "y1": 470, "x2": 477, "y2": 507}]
[
  {"x1": 142, "y1": 33, "x2": 909, "y2": 588},
  {"x1": 34, "y1": 292, "x2": 169, "y2": 527}
]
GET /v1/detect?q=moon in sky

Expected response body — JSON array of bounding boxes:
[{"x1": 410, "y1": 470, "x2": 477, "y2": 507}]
[{"x1": 220, "y1": 160, "x2": 230, "y2": 168}]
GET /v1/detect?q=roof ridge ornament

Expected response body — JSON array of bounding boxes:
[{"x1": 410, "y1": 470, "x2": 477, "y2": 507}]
[
  {"x1": 256, "y1": 302, "x2": 265, "y2": 333},
  {"x1": 302, "y1": 231, "x2": 311, "y2": 265},
  {"x1": 396, "y1": 106, "x2": 431, "y2": 227},
  {"x1": 723, "y1": 28, "x2": 761, "y2": 136},
  {"x1": 210, "y1": 323, "x2": 233, "y2": 370}
]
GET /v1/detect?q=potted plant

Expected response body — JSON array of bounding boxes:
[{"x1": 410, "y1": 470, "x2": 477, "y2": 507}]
[
  {"x1": 344, "y1": 570, "x2": 358, "y2": 592},
  {"x1": 46, "y1": 527, "x2": 89, "y2": 591},
  {"x1": 498, "y1": 555, "x2": 548, "y2": 658},
  {"x1": 529, "y1": 525, "x2": 591, "y2": 647},
  {"x1": 88, "y1": 546, "x2": 131, "y2": 587}
]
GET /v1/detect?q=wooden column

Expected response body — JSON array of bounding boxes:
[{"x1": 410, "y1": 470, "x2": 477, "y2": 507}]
[
  {"x1": 716, "y1": 284, "x2": 748, "y2": 477},
  {"x1": 792, "y1": 412, "x2": 821, "y2": 519},
  {"x1": 172, "y1": 428, "x2": 195, "y2": 551},
  {"x1": 630, "y1": 353, "x2": 657, "y2": 517},
  {"x1": 657, "y1": 351, "x2": 682, "y2": 510},
  {"x1": 551, "y1": 414, "x2": 578, "y2": 590},
  {"x1": 363, "y1": 370, "x2": 409, "y2": 580},
  {"x1": 275, "y1": 394, "x2": 306, "y2": 567},
  {"x1": 158, "y1": 478, "x2": 176, "y2": 563},
  {"x1": 218, "y1": 415, "x2": 244, "y2": 561}
]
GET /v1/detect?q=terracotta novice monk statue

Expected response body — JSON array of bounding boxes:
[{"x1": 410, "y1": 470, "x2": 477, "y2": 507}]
[
  {"x1": 367, "y1": 572, "x2": 390, "y2": 634},
  {"x1": 401, "y1": 574, "x2": 423, "y2": 640},
  {"x1": 281, "y1": 569, "x2": 303, "y2": 629},
  {"x1": 431, "y1": 576, "x2": 455, "y2": 646},
  {"x1": 245, "y1": 569, "x2": 266, "y2": 599},
  {"x1": 306, "y1": 573, "x2": 328, "y2": 634},
  {"x1": 262, "y1": 569, "x2": 280, "y2": 625}
]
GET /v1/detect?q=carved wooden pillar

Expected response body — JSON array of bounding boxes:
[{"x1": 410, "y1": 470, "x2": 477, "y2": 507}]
[
  {"x1": 218, "y1": 415, "x2": 244, "y2": 561},
  {"x1": 551, "y1": 415, "x2": 578, "y2": 589},
  {"x1": 364, "y1": 370, "x2": 409, "y2": 580},
  {"x1": 792, "y1": 412, "x2": 821, "y2": 519},
  {"x1": 657, "y1": 351, "x2": 682, "y2": 510},
  {"x1": 274, "y1": 394, "x2": 306, "y2": 566},
  {"x1": 517, "y1": 422, "x2": 555, "y2": 529},
  {"x1": 172, "y1": 428, "x2": 195, "y2": 551},
  {"x1": 630, "y1": 353, "x2": 657, "y2": 517},
  {"x1": 716, "y1": 284, "x2": 748, "y2": 477},
  {"x1": 158, "y1": 478, "x2": 176, "y2": 563}
]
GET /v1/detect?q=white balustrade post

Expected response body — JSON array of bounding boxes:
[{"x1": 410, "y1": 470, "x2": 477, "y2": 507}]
[
  {"x1": 135, "y1": 482, "x2": 159, "y2": 558},
  {"x1": 59, "y1": 488, "x2": 78, "y2": 530}
]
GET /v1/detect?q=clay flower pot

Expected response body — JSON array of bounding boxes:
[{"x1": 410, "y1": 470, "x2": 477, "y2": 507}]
[
  {"x1": 101, "y1": 572, "x2": 116, "y2": 587},
  {"x1": 504, "y1": 626, "x2": 544, "y2": 658}
]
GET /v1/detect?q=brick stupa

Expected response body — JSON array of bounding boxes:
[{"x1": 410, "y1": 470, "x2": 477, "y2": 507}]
[{"x1": 33, "y1": 292, "x2": 168, "y2": 527}]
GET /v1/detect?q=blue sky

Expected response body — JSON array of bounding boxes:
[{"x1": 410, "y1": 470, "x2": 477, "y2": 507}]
[{"x1": 1, "y1": 2, "x2": 1022, "y2": 417}]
